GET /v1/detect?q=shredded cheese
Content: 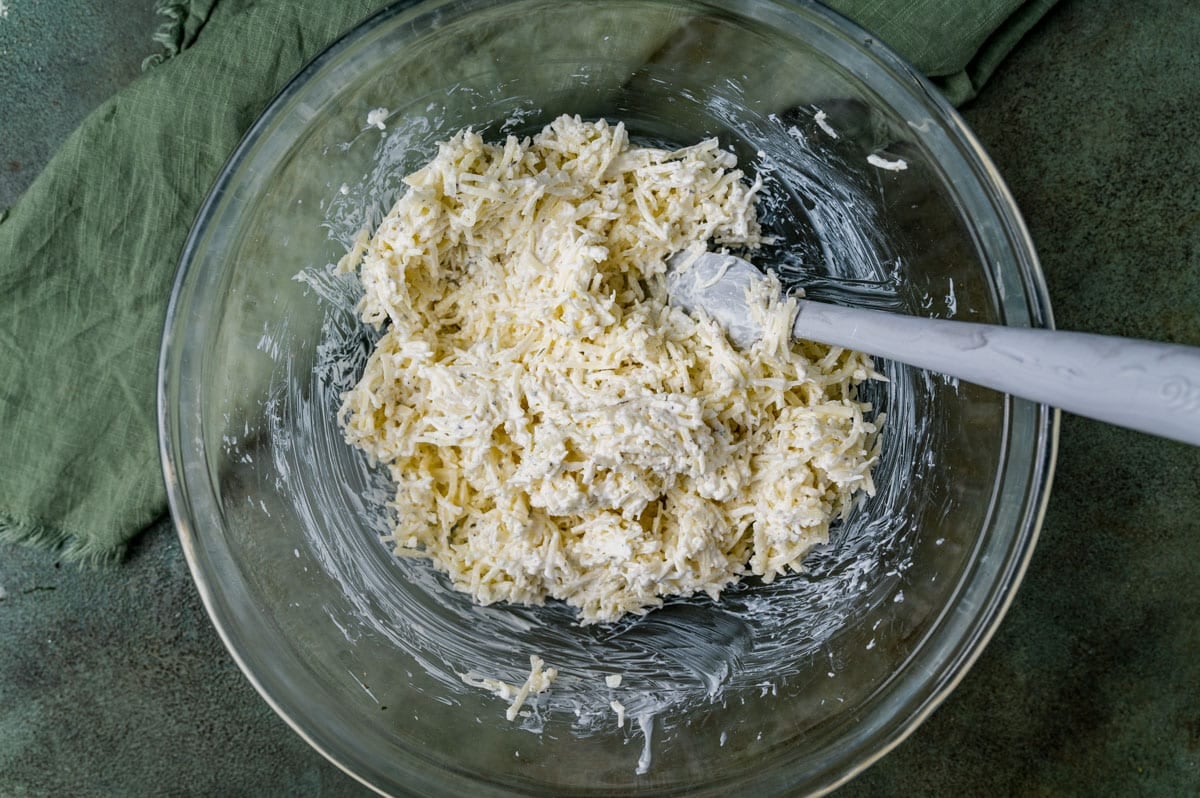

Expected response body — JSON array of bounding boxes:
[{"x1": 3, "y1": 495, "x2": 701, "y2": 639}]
[
  {"x1": 814, "y1": 108, "x2": 839, "y2": 139},
  {"x1": 867, "y1": 153, "x2": 908, "y2": 172},
  {"x1": 610, "y1": 699, "x2": 627, "y2": 726},
  {"x1": 460, "y1": 655, "x2": 559, "y2": 721},
  {"x1": 339, "y1": 114, "x2": 881, "y2": 624},
  {"x1": 366, "y1": 107, "x2": 389, "y2": 131}
]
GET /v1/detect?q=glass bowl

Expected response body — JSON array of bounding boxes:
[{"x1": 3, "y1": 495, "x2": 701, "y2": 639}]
[{"x1": 158, "y1": 0, "x2": 1057, "y2": 795}]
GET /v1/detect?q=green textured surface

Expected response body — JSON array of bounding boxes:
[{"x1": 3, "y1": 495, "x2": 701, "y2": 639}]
[
  {"x1": 0, "y1": 0, "x2": 161, "y2": 209},
  {"x1": 1, "y1": 0, "x2": 1199, "y2": 796}
]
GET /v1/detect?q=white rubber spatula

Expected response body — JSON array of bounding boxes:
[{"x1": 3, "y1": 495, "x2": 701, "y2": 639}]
[{"x1": 666, "y1": 251, "x2": 1200, "y2": 446}]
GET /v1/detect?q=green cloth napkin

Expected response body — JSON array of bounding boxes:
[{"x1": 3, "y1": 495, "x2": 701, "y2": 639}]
[{"x1": 0, "y1": 0, "x2": 1057, "y2": 564}]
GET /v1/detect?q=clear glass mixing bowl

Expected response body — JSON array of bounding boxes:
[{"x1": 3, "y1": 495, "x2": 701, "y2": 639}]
[{"x1": 158, "y1": 0, "x2": 1057, "y2": 794}]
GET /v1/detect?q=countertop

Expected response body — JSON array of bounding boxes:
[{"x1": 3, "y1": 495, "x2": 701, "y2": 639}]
[{"x1": 2, "y1": 0, "x2": 1198, "y2": 794}]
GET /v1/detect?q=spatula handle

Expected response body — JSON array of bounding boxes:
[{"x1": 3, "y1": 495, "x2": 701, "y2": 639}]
[{"x1": 793, "y1": 301, "x2": 1200, "y2": 446}]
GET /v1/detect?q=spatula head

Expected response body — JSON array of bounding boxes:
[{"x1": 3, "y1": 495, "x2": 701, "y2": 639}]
[{"x1": 665, "y1": 250, "x2": 769, "y2": 348}]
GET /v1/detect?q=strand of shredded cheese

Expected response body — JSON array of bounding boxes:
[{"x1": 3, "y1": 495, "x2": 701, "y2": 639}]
[
  {"x1": 459, "y1": 655, "x2": 559, "y2": 721},
  {"x1": 338, "y1": 114, "x2": 881, "y2": 624}
]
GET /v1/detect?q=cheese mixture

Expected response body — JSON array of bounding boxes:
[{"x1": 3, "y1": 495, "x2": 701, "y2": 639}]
[{"x1": 337, "y1": 114, "x2": 881, "y2": 624}]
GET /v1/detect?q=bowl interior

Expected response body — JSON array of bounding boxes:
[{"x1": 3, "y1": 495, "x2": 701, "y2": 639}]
[{"x1": 160, "y1": 1, "x2": 1055, "y2": 795}]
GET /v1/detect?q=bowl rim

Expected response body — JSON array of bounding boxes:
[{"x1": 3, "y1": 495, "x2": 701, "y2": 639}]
[{"x1": 157, "y1": 0, "x2": 1059, "y2": 794}]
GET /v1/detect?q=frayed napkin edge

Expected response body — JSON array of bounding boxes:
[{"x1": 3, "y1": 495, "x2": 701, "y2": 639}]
[
  {"x1": 142, "y1": 0, "x2": 214, "y2": 71},
  {"x1": 0, "y1": 513, "x2": 127, "y2": 568}
]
